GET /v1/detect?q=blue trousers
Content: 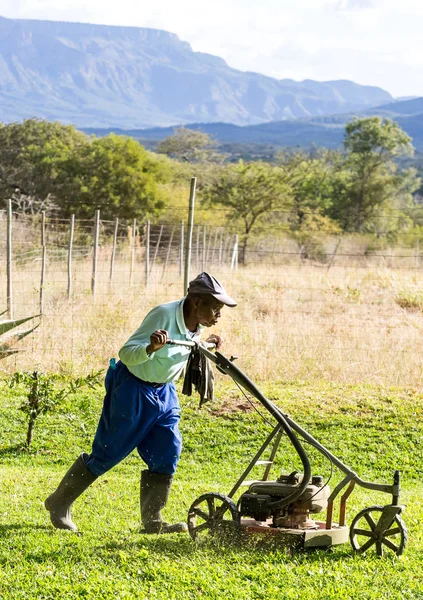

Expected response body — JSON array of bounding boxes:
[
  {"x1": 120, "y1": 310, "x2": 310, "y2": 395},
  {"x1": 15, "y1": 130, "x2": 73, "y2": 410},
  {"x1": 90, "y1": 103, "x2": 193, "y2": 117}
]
[{"x1": 85, "y1": 361, "x2": 182, "y2": 477}]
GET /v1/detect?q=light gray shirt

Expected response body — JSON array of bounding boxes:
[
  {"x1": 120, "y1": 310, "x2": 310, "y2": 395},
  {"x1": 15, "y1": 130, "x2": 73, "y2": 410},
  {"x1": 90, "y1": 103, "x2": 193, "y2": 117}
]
[{"x1": 118, "y1": 298, "x2": 202, "y2": 383}]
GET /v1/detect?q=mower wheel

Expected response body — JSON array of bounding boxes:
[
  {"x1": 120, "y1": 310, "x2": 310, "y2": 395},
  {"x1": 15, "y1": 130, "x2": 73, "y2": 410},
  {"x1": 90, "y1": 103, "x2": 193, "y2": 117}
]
[
  {"x1": 188, "y1": 492, "x2": 240, "y2": 542},
  {"x1": 349, "y1": 505, "x2": 407, "y2": 557}
]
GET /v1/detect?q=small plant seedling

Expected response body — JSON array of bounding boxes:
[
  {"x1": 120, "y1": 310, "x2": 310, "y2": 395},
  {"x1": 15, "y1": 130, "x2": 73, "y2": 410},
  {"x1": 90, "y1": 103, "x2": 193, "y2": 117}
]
[{"x1": 8, "y1": 370, "x2": 102, "y2": 447}]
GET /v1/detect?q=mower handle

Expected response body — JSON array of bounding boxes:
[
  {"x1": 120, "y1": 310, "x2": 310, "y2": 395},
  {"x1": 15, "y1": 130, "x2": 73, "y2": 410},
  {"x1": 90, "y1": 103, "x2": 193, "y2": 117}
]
[
  {"x1": 166, "y1": 339, "x2": 217, "y2": 350},
  {"x1": 166, "y1": 339, "x2": 218, "y2": 364},
  {"x1": 167, "y1": 339, "x2": 311, "y2": 507}
]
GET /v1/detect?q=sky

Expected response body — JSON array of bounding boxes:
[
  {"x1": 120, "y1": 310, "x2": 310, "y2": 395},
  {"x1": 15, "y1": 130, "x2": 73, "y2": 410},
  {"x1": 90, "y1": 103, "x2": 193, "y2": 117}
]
[{"x1": 1, "y1": 0, "x2": 423, "y2": 98}]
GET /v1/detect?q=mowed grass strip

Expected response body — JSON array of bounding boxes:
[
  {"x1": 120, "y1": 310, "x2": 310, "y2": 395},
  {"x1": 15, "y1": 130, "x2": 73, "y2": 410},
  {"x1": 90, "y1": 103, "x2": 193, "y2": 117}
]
[{"x1": 1, "y1": 378, "x2": 423, "y2": 599}]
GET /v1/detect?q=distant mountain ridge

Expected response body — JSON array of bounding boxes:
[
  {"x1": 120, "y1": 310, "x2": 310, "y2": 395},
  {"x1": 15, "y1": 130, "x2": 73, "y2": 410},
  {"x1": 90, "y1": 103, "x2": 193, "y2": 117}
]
[
  {"x1": 83, "y1": 97, "x2": 423, "y2": 151},
  {"x1": 0, "y1": 16, "x2": 393, "y2": 128}
]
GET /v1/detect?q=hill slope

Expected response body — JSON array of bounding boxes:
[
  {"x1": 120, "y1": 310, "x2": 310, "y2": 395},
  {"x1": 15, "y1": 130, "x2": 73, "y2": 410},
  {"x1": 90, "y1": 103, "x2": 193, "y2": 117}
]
[
  {"x1": 88, "y1": 97, "x2": 423, "y2": 151},
  {"x1": 0, "y1": 16, "x2": 393, "y2": 128}
]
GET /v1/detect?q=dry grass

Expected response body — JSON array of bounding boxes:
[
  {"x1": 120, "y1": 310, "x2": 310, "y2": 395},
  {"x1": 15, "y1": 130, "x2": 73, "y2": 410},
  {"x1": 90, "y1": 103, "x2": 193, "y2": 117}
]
[{"x1": 1, "y1": 245, "x2": 423, "y2": 390}]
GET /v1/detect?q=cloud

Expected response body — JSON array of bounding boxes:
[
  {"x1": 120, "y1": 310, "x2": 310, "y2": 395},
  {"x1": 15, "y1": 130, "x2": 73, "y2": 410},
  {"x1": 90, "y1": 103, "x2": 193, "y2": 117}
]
[
  {"x1": 0, "y1": 0, "x2": 422, "y2": 96},
  {"x1": 334, "y1": 0, "x2": 375, "y2": 9}
]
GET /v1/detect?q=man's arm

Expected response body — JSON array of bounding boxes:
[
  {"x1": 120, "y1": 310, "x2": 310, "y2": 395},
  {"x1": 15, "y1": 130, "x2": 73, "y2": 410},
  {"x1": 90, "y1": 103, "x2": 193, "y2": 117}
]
[{"x1": 119, "y1": 307, "x2": 169, "y2": 366}]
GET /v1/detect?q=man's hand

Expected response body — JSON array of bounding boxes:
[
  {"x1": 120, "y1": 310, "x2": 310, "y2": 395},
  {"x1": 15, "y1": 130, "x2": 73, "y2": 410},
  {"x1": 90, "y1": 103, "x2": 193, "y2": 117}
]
[
  {"x1": 147, "y1": 329, "x2": 169, "y2": 355},
  {"x1": 205, "y1": 334, "x2": 223, "y2": 350}
]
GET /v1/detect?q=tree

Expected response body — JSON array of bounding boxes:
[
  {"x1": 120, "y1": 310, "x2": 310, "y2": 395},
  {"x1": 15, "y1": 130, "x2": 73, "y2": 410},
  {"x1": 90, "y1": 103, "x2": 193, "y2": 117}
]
[
  {"x1": 0, "y1": 119, "x2": 88, "y2": 214},
  {"x1": 57, "y1": 134, "x2": 171, "y2": 220},
  {"x1": 276, "y1": 149, "x2": 340, "y2": 230},
  {"x1": 329, "y1": 117, "x2": 420, "y2": 233},
  {"x1": 202, "y1": 161, "x2": 292, "y2": 265},
  {"x1": 0, "y1": 121, "x2": 172, "y2": 221},
  {"x1": 156, "y1": 127, "x2": 223, "y2": 163}
]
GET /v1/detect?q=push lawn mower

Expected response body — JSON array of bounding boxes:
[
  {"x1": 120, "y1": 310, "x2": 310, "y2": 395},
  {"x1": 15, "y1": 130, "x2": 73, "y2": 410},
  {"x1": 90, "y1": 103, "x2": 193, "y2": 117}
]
[{"x1": 168, "y1": 340, "x2": 407, "y2": 556}]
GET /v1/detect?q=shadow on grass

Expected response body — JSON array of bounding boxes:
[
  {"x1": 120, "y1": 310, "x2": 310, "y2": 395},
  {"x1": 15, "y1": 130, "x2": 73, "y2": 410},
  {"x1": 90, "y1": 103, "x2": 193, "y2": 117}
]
[
  {"x1": 0, "y1": 444, "x2": 28, "y2": 458},
  {"x1": 95, "y1": 530, "x2": 353, "y2": 564},
  {"x1": 0, "y1": 523, "x2": 354, "y2": 566},
  {"x1": 98, "y1": 535, "x2": 197, "y2": 558},
  {"x1": 0, "y1": 523, "x2": 51, "y2": 534}
]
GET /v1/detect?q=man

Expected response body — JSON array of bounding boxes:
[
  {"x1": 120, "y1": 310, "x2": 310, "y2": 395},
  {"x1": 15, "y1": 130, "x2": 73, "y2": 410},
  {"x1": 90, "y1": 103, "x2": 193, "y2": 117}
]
[{"x1": 45, "y1": 272, "x2": 236, "y2": 534}]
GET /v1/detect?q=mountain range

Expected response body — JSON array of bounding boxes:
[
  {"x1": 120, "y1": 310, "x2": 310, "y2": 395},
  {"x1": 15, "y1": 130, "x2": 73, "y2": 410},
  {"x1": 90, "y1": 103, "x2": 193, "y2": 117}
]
[
  {"x1": 0, "y1": 16, "x2": 394, "y2": 129},
  {"x1": 84, "y1": 97, "x2": 423, "y2": 152}
]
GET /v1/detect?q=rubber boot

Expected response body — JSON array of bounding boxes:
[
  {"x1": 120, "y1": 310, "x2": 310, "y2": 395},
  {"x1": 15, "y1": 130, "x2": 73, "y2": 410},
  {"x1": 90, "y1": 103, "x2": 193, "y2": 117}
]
[
  {"x1": 140, "y1": 469, "x2": 188, "y2": 534},
  {"x1": 44, "y1": 453, "x2": 97, "y2": 532}
]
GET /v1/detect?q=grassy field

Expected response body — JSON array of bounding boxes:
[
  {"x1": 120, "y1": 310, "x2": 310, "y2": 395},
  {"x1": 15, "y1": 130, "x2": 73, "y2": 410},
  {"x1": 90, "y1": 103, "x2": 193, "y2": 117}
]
[
  {"x1": 1, "y1": 375, "x2": 423, "y2": 599},
  {"x1": 2, "y1": 224, "x2": 423, "y2": 597},
  {"x1": 2, "y1": 257, "x2": 423, "y2": 388}
]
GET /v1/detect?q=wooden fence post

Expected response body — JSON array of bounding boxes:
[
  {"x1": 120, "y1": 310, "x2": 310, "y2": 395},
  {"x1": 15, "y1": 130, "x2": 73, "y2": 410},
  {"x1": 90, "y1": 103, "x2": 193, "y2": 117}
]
[
  {"x1": 109, "y1": 218, "x2": 118, "y2": 288},
  {"x1": 6, "y1": 199, "x2": 13, "y2": 319},
  {"x1": 184, "y1": 177, "x2": 196, "y2": 294},
  {"x1": 210, "y1": 226, "x2": 218, "y2": 266},
  {"x1": 145, "y1": 220, "x2": 150, "y2": 286},
  {"x1": 206, "y1": 226, "x2": 213, "y2": 263},
  {"x1": 40, "y1": 211, "x2": 46, "y2": 314},
  {"x1": 224, "y1": 232, "x2": 232, "y2": 267},
  {"x1": 202, "y1": 225, "x2": 206, "y2": 272},
  {"x1": 162, "y1": 225, "x2": 175, "y2": 280},
  {"x1": 327, "y1": 237, "x2": 342, "y2": 272},
  {"x1": 68, "y1": 214, "x2": 75, "y2": 301},
  {"x1": 231, "y1": 234, "x2": 239, "y2": 271},
  {"x1": 196, "y1": 224, "x2": 200, "y2": 270},
  {"x1": 130, "y1": 218, "x2": 137, "y2": 286},
  {"x1": 219, "y1": 227, "x2": 223, "y2": 267},
  {"x1": 179, "y1": 221, "x2": 184, "y2": 278},
  {"x1": 91, "y1": 209, "x2": 100, "y2": 297},
  {"x1": 150, "y1": 224, "x2": 164, "y2": 276}
]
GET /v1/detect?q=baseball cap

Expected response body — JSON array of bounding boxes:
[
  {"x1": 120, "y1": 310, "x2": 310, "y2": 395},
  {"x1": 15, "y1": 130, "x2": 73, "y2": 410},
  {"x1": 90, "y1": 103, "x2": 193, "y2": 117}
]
[{"x1": 187, "y1": 272, "x2": 237, "y2": 307}]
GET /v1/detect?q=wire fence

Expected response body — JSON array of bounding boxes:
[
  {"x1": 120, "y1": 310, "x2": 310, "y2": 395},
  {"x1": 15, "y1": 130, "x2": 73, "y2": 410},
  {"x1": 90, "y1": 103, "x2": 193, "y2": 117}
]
[{"x1": 1, "y1": 204, "x2": 423, "y2": 389}]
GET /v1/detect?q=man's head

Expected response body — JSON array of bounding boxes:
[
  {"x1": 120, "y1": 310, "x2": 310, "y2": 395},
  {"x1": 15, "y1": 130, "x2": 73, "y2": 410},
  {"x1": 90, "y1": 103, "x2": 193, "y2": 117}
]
[{"x1": 186, "y1": 272, "x2": 237, "y2": 327}]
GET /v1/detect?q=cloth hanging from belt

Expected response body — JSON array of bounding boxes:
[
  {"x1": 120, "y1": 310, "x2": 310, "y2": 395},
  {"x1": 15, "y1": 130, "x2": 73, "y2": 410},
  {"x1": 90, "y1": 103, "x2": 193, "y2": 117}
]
[{"x1": 182, "y1": 344, "x2": 214, "y2": 407}]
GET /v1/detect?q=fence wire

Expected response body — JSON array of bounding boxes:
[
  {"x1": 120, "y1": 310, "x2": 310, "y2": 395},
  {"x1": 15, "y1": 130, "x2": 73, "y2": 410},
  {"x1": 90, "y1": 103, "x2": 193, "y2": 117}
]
[{"x1": 1, "y1": 211, "x2": 423, "y2": 389}]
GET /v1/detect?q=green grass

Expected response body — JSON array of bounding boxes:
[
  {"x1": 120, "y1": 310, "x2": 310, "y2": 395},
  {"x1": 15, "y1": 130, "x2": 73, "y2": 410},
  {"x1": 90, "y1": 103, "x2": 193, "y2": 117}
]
[
  {"x1": 1, "y1": 377, "x2": 423, "y2": 599},
  {"x1": 395, "y1": 287, "x2": 423, "y2": 312}
]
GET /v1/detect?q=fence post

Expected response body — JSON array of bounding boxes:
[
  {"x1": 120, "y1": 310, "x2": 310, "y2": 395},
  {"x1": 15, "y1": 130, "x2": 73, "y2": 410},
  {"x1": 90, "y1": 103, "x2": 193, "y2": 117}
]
[
  {"x1": 219, "y1": 227, "x2": 223, "y2": 267},
  {"x1": 150, "y1": 224, "x2": 164, "y2": 276},
  {"x1": 224, "y1": 231, "x2": 232, "y2": 267},
  {"x1": 40, "y1": 211, "x2": 46, "y2": 314},
  {"x1": 179, "y1": 221, "x2": 184, "y2": 278},
  {"x1": 210, "y1": 226, "x2": 218, "y2": 266},
  {"x1": 91, "y1": 209, "x2": 100, "y2": 297},
  {"x1": 109, "y1": 217, "x2": 118, "y2": 288},
  {"x1": 206, "y1": 226, "x2": 213, "y2": 263},
  {"x1": 145, "y1": 220, "x2": 150, "y2": 286},
  {"x1": 6, "y1": 199, "x2": 13, "y2": 319},
  {"x1": 326, "y1": 237, "x2": 342, "y2": 272},
  {"x1": 231, "y1": 234, "x2": 239, "y2": 271},
  {"x1": 130, "y1": 218, "x2": 137, "y2": 286},
  {"x1": 184, "y1": 177, "x2": 196, "y2": 294},
  {"x1": 68, "y1": 214, "x2": 75, "y2": 301},
  {"x1": 202, "y1": 225, "x2": 206, "y2": 272},
  {"x1": 162, "y1": 225, "x2": 175, "y2": 281},
  {"x1": 196, "y1": 224, "x2": 200, "y2": 271}
]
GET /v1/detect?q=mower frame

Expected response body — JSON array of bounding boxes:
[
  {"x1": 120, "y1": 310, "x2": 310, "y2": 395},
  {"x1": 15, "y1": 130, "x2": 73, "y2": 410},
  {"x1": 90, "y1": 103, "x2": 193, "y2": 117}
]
[{"x1": 168, "y1": 340, "x2": 407, "y2": 555}]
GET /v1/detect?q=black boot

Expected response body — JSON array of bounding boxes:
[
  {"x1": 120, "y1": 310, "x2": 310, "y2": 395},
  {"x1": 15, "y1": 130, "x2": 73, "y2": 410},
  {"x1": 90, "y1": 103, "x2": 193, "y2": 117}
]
[
  {"x1": 140, "y1": 470, "x2": 188, "y2": 534},
  {"x1": 44, "y1": 453, "x2": 97, "y2": 531}
]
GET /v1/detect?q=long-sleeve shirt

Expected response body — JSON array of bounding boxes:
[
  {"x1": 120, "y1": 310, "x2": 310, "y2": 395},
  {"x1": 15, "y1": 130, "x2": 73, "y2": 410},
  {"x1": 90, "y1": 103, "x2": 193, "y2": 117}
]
[{"x1": 118, "y1": 298, "x2": 202, "y2": 384}]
